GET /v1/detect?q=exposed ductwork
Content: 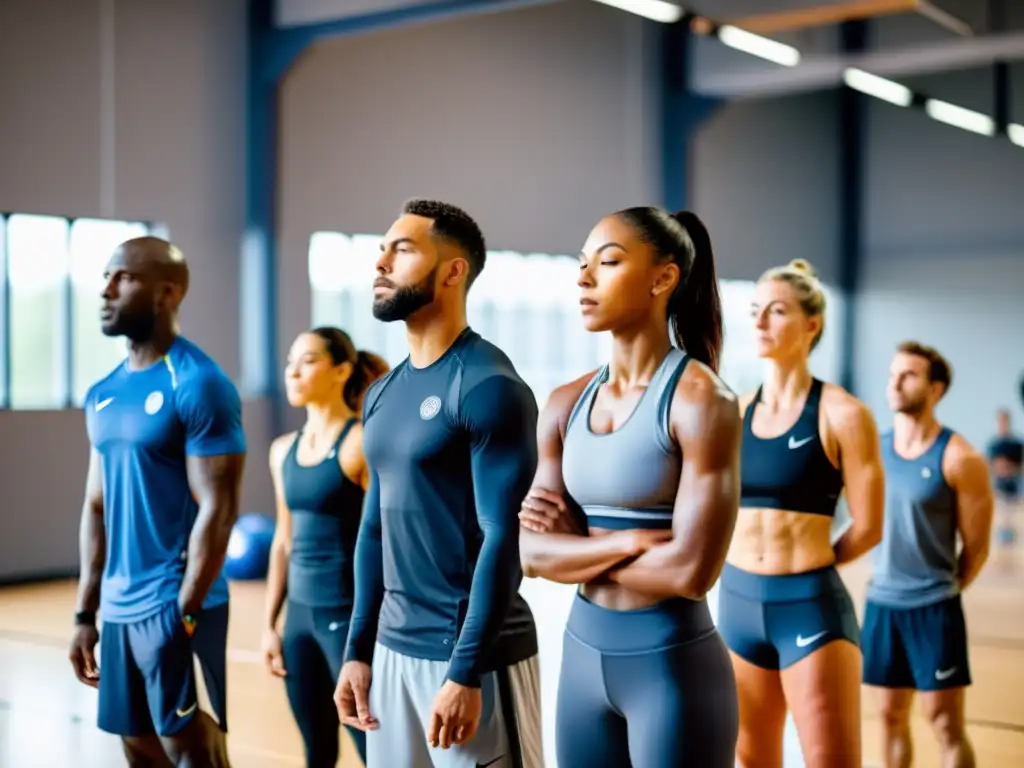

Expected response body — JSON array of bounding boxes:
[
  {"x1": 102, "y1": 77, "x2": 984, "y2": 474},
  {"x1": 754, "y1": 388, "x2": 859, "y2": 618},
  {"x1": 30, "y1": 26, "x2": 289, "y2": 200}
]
[{"x1": 694, "y1": 28, "x2": 1024, "y2": 99}]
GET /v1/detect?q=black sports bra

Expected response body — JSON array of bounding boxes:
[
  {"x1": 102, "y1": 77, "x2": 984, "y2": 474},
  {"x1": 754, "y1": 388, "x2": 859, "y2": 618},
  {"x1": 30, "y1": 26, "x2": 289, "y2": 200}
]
[{"x1": 739, "y1": 379, "x2": 843, "y2": 517}]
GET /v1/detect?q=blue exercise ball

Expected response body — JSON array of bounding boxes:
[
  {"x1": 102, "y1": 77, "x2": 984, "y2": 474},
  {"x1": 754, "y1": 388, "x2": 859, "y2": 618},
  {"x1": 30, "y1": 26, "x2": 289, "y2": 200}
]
[{"x1": 224, "y1": 513, "x2": 275, "y2": 580}]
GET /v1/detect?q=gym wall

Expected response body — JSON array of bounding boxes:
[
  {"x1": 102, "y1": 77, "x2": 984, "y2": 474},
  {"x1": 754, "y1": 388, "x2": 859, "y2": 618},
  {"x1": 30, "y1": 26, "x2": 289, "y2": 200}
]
[
  {"x1": 854, "y1": 65, "x2": 1024, "y2": 450},
  {"x1": 275, "y1": 0, "x2": 662, "y2": 380},
  {"x1": 276, "y1": 0, "x2": 848, "y2": 391},
  {"x1": 691, "y1": 90, "x2": 846, "y2": 389},
  {"x1": 0, "y1": 0, "x2": 260, "y2": 581}
]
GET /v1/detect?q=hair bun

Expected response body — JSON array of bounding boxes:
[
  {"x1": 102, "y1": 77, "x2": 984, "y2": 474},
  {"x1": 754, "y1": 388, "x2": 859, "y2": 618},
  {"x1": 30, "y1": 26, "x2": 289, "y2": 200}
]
[{"x1": 788, "y1": 258, "x2": 817, "y2": 278}]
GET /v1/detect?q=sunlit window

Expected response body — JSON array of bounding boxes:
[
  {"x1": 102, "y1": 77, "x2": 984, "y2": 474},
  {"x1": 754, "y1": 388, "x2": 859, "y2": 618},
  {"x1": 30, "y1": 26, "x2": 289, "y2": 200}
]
[
  {"x1": 306, "y1": 231, "x2": 831, "y2": 405},
  {"x1": 308, "y1": 230, "x2": 846, "y2": 411},
  {"x1": 70, "y1": 218, "x2": 149, "y2": 404},
  {"x1": 6, "y1": 214, "x2": 70, "y2": 409}
]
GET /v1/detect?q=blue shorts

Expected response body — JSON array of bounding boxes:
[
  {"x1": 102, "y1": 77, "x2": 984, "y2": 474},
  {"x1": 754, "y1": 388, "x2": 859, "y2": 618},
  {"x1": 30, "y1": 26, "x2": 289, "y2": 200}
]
[
  {"x1": 98, "y1": 600, "x2": 229, "y2": 737},
  {"x1": 717, "y1": 563, "x2": 860, "y2": 670},
  {"x1": 862, "y1": 595, "x2": 971, "y2": 691}
]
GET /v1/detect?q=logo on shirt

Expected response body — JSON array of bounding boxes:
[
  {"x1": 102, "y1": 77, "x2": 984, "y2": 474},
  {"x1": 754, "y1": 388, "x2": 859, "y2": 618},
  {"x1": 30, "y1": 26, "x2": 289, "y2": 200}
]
[
  {"x1": 922, "y1": 467, "x2": 932, "y2": 479},
  {"x1": 788, "y1": 435, "x2": 814, "y2": 450},
  {"x1": 145, "y1": 391, "x2": 164, "y2": 415},
  {"x1": 95, "y1": 397, "x2": 114, "y2": 412},
  {"x1": 419, "y1": 395, "x2": 442, "y2": 421}
]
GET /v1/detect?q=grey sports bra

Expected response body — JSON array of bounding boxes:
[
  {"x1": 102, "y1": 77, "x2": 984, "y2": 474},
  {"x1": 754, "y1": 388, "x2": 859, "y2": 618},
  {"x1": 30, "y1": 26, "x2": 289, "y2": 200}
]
[{"x1": 562, "y1": 348, "x2": 690, "y2": 531}]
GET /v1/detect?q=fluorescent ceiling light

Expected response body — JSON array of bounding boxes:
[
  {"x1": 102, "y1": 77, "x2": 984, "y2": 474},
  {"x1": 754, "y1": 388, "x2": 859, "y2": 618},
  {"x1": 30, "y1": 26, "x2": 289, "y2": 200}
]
[
  {"x1": 842, "y1": 68, "x2": 912, "y2": 107},
  {"x1": 1008, "y1": 123, "x2": 1024, "y2": 148},
  {"x1": 717, "y1": 25, "x2": 801, "y2": 67},
  {"x1": 591, "y1": 0, "x2": 684, "y2": 23},
  {"x1": 924, "y1": 99, "x2": 996, "y2": 136}
]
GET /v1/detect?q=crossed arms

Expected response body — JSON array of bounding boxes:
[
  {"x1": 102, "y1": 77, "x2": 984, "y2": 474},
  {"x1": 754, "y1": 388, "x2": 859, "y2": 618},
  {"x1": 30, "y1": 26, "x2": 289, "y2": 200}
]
[{"x1": 519, "y1": 363, "x2": 742, "y2": 600}]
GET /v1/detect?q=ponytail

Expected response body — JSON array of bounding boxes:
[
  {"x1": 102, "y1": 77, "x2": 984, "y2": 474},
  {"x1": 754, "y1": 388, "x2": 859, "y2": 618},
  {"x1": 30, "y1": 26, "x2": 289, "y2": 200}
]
[
  {"x1": 310, "y1": 326, "x2": 390, "y2": 411},
  {"x1": 613, "y1": 206, "x2": 723, "y2": 372},
  {"x1": 669, "y1": 211, "x2": 723, "y2": 372},
  {"x1": 343, "y1": 350, "x2": 390, "y2": 411}
]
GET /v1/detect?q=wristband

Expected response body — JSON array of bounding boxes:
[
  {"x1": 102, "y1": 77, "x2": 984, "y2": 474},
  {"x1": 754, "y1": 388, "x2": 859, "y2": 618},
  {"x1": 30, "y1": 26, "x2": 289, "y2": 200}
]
[
  {"x1": 181, "y1": 613, "x2": 198, "y2": 637},
  {"x1": 75, "y1": 611, "x2": 96, "y2": 627}
]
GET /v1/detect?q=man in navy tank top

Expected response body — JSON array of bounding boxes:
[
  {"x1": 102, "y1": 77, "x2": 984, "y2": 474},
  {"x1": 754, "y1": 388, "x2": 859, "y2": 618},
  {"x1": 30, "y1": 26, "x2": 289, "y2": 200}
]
[
  {"x1": 333, "y1": 200, "x2": 543, "y2": 768},
  {"x1": 863, "y1": 341, "x2": 994, "y2": 768},
  {"x1": 68, "y1": 237, "x2": 247, "y2": 766}
]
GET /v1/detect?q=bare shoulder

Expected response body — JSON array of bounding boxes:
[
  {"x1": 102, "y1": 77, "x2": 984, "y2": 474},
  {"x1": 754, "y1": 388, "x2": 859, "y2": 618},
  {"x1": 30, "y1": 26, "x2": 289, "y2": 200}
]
[
  {"x1": 821, "y1": 382, "x2": 875, "y2": 434},
  {"x1": 345, "y1": 421, "x2": 364, "y2": 443},
  {"x1": 671, "y1": 360, "x2": 740, "y2": 438},
  {"x1": 269, "y1": 430, "x2": 298, "y2": 472},
  {"x1": 543, "y1": 368, "x2": 600, "y2": 434},
  {"x1": 943, "y1": 432, "x2": 988, "y2": 480},
  {"x1": 676, "y1": 359, "x2": 738, "y2": 407}
]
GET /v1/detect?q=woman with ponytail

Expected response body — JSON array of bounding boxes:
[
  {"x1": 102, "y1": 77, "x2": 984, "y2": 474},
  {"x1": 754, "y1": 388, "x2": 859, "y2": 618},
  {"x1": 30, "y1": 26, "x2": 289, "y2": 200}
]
[
  {"x1": 518, "y1": 208, "x2": 742, "y2": 766},
  {"x1": 261, "y1": 327, "x2": 389, "y2": 767},
  {"x1": 719, "y1": 259, "x2": 884, "y2": 768}
]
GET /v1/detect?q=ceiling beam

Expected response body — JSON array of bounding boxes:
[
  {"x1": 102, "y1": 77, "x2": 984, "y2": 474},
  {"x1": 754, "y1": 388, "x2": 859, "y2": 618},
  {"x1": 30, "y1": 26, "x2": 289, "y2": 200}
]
[
  {"x1": 724, "y1": 0, "x2": 918, "y2": 34},
  {"x1": 694, "y1": 28, "x2": 1024, "y2": 98}
]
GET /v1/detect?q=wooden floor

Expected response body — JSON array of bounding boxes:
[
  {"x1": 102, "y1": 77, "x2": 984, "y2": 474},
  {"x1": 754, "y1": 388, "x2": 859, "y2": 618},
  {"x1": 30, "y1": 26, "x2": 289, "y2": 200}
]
[{"x1": 1, "y1": 548, "x2": 1022, "y2": 767}]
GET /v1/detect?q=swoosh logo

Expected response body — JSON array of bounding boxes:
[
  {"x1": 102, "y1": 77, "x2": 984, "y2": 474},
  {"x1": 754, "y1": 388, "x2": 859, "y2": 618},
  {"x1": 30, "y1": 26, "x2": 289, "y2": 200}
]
[
  {"x1": 477, "y1": 757, "x2": 505, "y2": 768},
  {"x1": 795, "y1": 630, "x2": 828, "y2": 648},
  {"x1": 176, "y1": 702, "x2": 197, "y2": 717},
  {"x1": 935, "y1": 667, "x2": 957, "y2": 681},
  {"x1": 788, "y1": 435, "x2": 814, "y2": 449},
  {"x1": 95, "y1": 397, "x2": 114, "y2": 411}
]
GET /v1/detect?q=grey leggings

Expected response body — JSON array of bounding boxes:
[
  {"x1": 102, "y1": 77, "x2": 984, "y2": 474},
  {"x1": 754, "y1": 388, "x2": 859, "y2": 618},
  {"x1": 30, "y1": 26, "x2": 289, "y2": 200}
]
[{"x1": 555, "y1": 594, "x2": 738, "y2": 768}]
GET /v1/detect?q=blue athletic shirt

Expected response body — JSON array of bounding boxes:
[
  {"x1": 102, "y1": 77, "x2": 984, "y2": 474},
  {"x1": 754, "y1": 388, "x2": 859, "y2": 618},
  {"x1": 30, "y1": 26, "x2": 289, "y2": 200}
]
[
  {"x1": 343, "y1": 328, "x2": 539, "y2": 688},
  {"x1": 84, "y1": 336, "x2": 247, "y2": 624}
]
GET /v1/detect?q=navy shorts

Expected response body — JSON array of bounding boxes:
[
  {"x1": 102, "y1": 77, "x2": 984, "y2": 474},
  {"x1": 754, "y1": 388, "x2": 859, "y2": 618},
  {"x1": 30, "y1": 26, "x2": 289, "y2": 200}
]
[
  {"x1": 718, "y1": 563, "x2": 861, "y2": 670},
  {"x1": 98, "y1": 600, "x2": 229, "y2": 737},
  {"x1": 862, "y1": 595, "x2": 971, "y2": 691}
]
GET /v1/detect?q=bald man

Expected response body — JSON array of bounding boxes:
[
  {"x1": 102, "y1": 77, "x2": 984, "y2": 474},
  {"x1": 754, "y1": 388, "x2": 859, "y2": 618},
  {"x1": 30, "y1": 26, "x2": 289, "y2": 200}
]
[{"x1": 68, "y1": 237, "x2": 246, "y2": 767}]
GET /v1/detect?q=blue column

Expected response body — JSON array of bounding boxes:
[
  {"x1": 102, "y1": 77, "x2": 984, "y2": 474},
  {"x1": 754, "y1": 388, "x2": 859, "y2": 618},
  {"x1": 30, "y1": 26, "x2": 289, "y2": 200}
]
[
  {"x1": 661, "y1": 20, "x2": 721, "y2": 212},
  {"x1": 243, "y1": 0, "x2": 320, "y2": 436},
  {"x1": 837, "y1": 20, "x2": 867, "y2": 394}
]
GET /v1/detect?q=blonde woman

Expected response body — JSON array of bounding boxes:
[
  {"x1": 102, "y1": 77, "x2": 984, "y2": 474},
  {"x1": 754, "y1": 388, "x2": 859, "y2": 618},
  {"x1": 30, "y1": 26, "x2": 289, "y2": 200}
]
[{"x1": 718, "y1": 259, "x2": 885, "y2": 768}]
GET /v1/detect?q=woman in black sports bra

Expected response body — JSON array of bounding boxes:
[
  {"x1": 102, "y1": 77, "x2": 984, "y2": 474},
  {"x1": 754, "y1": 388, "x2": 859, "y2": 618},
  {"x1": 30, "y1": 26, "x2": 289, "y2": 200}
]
[
  {"x1": 718, "y1": 259, "x2": 886, "y2": 768},
  {"x1": 261, "y1": 327, "x2": 388, "y2": 768}
]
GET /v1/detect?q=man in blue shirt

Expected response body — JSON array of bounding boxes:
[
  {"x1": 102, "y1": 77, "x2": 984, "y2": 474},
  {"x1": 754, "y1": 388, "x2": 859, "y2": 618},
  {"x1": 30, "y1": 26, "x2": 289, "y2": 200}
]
[
  {"x1": 333, "y1": 201, "x2": 543, "y2": 768},
  {"x1": 68, "y1": 237, "x2": 247, "y2": 767},
  {"x1": 988, "y1": 408, "x2": 1023, "y2": 549}
]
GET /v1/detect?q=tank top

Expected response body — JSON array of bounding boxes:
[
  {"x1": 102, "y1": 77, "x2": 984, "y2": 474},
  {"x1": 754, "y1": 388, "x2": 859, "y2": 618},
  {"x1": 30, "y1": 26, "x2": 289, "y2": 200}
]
[
  {"x1": 562, "y1": 349, "x2": 689, "y2": 531},
  {"x1": 739, "y1": 378, "x2": 843, "y2": 517},
  {"x1": 867, "y1": 427, "x2": 959, "y2": 608},
  {"x1": 281, "y1": 419, "x2": 364, "y2": 608}
]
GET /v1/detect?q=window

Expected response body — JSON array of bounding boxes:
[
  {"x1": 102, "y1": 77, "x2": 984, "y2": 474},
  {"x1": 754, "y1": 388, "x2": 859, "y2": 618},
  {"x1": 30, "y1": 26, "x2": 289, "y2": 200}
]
[
  {"x1": 70, "y1": 218, "x2": 149, "y2": 405},
  {"x1": 308, "y1": 232, "x2": 606, "y2": 402},
  {"x1": 0, "y1": 213, "x2": 156, "y2": 410},
  {"x1": 6, "y1": 214, "x2": 70, "y2": 409},
  {"x1": 308, "y1": 231, "x2": 843, "y2": 405}
]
